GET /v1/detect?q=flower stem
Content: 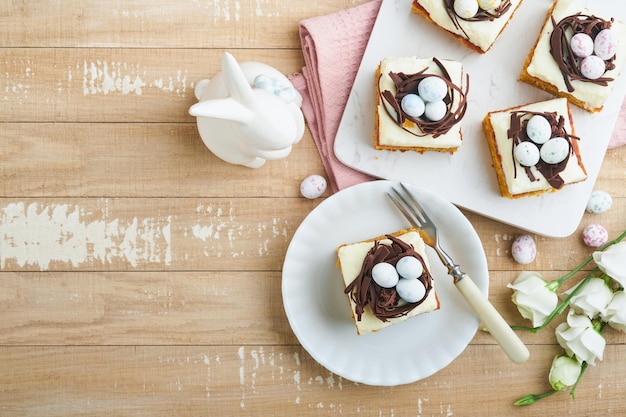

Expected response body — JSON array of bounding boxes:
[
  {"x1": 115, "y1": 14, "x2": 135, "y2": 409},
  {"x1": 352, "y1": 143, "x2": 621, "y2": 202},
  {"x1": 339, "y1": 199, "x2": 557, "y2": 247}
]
[{"x1": 514, "y1": 389, "x2": 558, "y2": 406}]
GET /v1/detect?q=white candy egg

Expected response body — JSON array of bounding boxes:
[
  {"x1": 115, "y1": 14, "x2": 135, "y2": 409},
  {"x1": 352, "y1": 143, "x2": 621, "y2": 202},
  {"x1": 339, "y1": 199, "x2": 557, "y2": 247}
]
[
  {"x1": 418, "y1": 76, "x2": 448, "y2": 103},
  {"x1": 511, "y1": 234, "x2": 536, "y2": 264},
  {"x1": 396, "y1": 278, "x2": 427, "y2": 303},
  {"x1": 514, "y1": 142, "x2": 540, "y2": 167},
  {"x1": 570, "y1": 33, "x2": 594, "y2": 58},
  {"x1": 299, "y1": 174, "x2": 327, "y2": 199},
  {"x1": 540, "y1": 137, "x2": 569, "y2": 164},
  {"x1": 594, "y1": 28, "x2": 617, "y2": 60},
  {"x1": 582, "y1": 224, "x2": 608, "y2": 248},
  {"x1": 478, "y1": 0, "x2": 501, "y2": 10},
  {"x1": 424, "y1": 100, "x2": 448, "y2": 122},
  {"x1": 372, "y1": 262, "x2": 400, "y2": 288},
  {"x1": 526, "y1": 115, "x2": 552, "y2": 144},
  {"x1": 580, "y1": 55, "x2": 606, "y2": 80},
  {"x1": 395, "y1": 256, "x2": 423, "y2": 280},
  {"x1": 401, "y1": 94, "x2": 426, "y2": 118},
  {"x1": 586, "y1": 190, "x2": 613, "y2": 214},
  {"x1": 453, "y1": 0, "x2": 479, "y2": 19}
]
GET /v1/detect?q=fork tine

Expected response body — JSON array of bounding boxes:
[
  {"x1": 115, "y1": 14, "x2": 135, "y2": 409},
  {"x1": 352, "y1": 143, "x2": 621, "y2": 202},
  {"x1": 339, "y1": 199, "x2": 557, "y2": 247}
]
[
  {"x1": 398, "y1": 183, "x2": 432, "y2": 226},
  {"x1": 386, "y1": 190, "x2": 422, "y2": 228}
]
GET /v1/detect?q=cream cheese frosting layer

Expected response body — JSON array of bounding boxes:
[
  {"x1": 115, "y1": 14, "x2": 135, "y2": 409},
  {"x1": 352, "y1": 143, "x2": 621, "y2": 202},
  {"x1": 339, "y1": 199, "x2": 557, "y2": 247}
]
[
  {"x1": 414, "y1": 0, "x2": 523, "y2": 52},
  {"x1": 377, "y1": 57, "x2": 464, "y2": 150},
  {"x1": 337, "y1": 231, "x2": 439, "y2": 335},
  {"x1": 525, "y1": 0, "x2": 626, "y2": 111},
  {"x1": 488, "y1": 98, "x2": 587, "y2": 196}
]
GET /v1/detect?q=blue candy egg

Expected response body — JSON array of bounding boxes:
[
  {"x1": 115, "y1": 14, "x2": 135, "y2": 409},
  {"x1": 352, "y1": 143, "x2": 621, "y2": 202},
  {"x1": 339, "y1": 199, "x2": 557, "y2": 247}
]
[
  {"x1": 526, "y1": 115, "x2": 552, "y2": 144},
  {"x1": 396, "y1": 278, "x2": 426, "y2": 303},
  {"x1": 418, "y1": 76, "x2": 448, "y2": 102},
  {"x1": 401, "y1": 94, "x2": 425, "y2": 118},
  {"x1": 424, "y1": 100, "x2": 447, "y2": 122},
  {"x1": 395, "y1": 256, "x2": 423, "y2": 280},
  {"x1": 371, "y1": 262, "x2": 399, "y2": 288}
]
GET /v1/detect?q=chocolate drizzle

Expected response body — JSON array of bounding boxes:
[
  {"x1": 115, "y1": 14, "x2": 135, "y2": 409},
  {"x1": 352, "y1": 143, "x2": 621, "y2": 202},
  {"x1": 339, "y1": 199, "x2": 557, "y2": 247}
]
[
  {"x1": 550, "y1": 13, "x2": 615, "y2": 92},
  {"x1": 507, "y1": 111, "x2": 580, "y2": 189},
  {"x1": 443, "y1": 0, "x2": 512, "y2": 38},
  {"x1": 380, "y1": 58, "x2": 469, "y2": 138},
  {"x1": 344, "y1": 235, "x2": 434, "y2": 322}
]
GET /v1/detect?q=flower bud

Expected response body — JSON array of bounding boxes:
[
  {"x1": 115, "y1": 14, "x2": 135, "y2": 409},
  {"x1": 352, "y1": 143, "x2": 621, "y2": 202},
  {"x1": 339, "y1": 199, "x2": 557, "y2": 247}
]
[
  {"x1": 601, "y1": 290, "x2": 626, "y2": 332},
  {"x1": 548, "y1": 355, "x2": 581, "y2": 391},
  {"x1": 593, "y1": 241, "x2": 626, "y2": 287},
  {"x1": 507, "y1": 271, "x2": 559, "y2": 327}
]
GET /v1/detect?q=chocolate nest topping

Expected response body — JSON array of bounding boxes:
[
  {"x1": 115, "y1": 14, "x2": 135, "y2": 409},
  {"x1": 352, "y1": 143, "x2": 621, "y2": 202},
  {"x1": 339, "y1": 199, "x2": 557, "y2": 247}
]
[
  {"x1": 380, "y1": 58, "x2": 469, "y2": 138},
  {"x1": 344, "y1": 235, "x2": 434, "y2": 322},
  {"x1": 550, "y1": 13, "x2": 616, "y2": 92},
  {"x1": 507, "y1": 110, "x2": 580, "y2": 189},
  {"x1": 444, "y1": 0, "x2": 512, "y2": 37}
]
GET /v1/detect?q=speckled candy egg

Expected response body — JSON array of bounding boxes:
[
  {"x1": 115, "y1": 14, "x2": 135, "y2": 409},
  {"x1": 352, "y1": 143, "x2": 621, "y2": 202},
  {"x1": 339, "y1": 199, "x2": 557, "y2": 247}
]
[
  {"x1": 526, "y1": 115, "x2": 552, "y2": 144},
  {"x1": 511, "y1": 234, "x2": 536, "y2": 264},
  {"x1": 594, "y1": 28, "x2": 618, "y2": 60},
  {"x1": 401, "y1": 94, "x2": 425, "y2": 118},
  {"x1": 570, "y1": 33, "x2": 594, "y2": 58},
  {"x1": 582, "y1": 224, "x2": 609, "y2": 248},
  {"x1": 372, "y1": 262, "x2": 400, "y2": 288},
  {"x1": 586, "y1": 190, "x2": 613, "y2": 214},
  {"x1": 453, "y1": 0, "x2": 479, "y2": 18},
  {"x1": 299, "y1": 174, "x2": 327, "y2": 199},
  {"x1": 580, "y1": 55, "x2": 606, "y2": 80},
  {"x1": 395, "y1": 256, "x2": 423, "y2": 280},
  {"x1": 514, "y1": 142, "x2": 540, "y2": 167},
  {"x1": 424, "y1": 100, "x2": 447, "y2": 122},
  {"x1": 478, "y1": 0, "x2": 501, "y2": 10},
  {"x1": 396, "y1": 278, "x2": 427, "y2": 303},
  {"x1": 540, "y1": 137, "x2": 569, "y2": 164},
  {"x1": 418, "y1": 76, "x2": 448, "y2": 103}
]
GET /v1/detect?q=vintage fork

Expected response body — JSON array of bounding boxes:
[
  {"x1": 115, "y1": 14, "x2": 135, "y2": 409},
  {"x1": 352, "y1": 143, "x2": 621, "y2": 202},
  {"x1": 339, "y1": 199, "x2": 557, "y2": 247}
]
[{"x1": 387, "y1": 183, "x2": 530, "y2": 364}]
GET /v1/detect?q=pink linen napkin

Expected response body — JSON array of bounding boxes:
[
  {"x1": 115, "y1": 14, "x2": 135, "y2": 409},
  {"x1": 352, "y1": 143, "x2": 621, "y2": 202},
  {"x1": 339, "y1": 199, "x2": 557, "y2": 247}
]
[{"x1": 291, "y1": 0, "x2": 626, "y2": 192}]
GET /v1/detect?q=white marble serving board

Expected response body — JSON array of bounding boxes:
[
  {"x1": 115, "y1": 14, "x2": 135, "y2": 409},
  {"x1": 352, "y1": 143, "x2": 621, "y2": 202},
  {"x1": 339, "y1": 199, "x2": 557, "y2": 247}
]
[{"x1": 334, "y1": 0, "x2": 626, "y2": 238}]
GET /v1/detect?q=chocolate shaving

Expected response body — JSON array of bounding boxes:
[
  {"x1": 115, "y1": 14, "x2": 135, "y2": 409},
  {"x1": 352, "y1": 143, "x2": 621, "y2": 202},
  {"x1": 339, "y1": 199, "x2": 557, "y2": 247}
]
[
  {"x1": 507, "y1": 110, "x2": 580, "y2": 189},
  {"x1": 379, "y1": 57, "x2": 469, "y2": 138},
  {"x1": 344, "y1": 235, "x2": 434, "y2": 322},
  {"x1": 549, "y1": 13, "x2": 615, "y2": 92}
]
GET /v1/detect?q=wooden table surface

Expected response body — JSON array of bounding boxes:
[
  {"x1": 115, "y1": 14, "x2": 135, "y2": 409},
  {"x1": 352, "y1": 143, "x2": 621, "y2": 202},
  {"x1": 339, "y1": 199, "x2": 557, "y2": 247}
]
[{"x1": 2, "y1": 1, "x2": 625, "y2": 415}]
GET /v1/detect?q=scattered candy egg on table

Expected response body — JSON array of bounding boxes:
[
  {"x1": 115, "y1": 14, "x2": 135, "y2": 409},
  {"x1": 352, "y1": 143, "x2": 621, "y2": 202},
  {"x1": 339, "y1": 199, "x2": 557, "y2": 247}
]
[
  {"x1": 453, "y1": 0, "x2": 479, "y2": 18},
  {"x1": 372, "y1": 262, "x2": 400, "y2": 288},
  {"x1": 526, "y1": 115, "x2": 552, "y2": 144},
  {"x1": 580, "y1": 55, "x2": 606, "y2": 80},
  {"x1": 300, "y1": 174, "x2": 327, "y2": 199},
  {"x1": 511, "y1": 234, "x2": 536, "y2": 264},
  {"x1": 418, "y1": 76, "x2": 448, "y2": 103},
  {"x1": 401, "y1": 94, "x2": 426, "y2": 118},
  {"x1": 594, "y1": 28, "x2": 617, "y2": 60},
  {"x1": 570, "y1": 33, "x2": 594, "y2": 58},
  {"x1": 395, "y1": 256, "x2": 423, "y2": 280},
  {"x1": 396, "y1": 278, "x2": 427, "y2": 303},
  {"x1": 478, "y1": 0, "x2": 501, "y2": 10},
  {"x1": 425, "y1": 100, "x2": 448, "y2": 122},
  {"x1": 582, "y1": 224, "x2": 608, "y2": 248},
  {"x1": 540, "y1": 137, "x2": 569, "y2": 164},
  {"x1": 514, "y1": 142, "x2": 540, "y2": 167},
  {"x1": 586, "y1": 190, "x2": 613, "y2": 214}
]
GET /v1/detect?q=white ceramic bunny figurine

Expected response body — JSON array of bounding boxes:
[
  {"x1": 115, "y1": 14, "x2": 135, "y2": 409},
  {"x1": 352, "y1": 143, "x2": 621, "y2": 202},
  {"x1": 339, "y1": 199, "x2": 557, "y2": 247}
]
[{"x1": 189, "y1": 52, "x2": 305, "y2": 168}]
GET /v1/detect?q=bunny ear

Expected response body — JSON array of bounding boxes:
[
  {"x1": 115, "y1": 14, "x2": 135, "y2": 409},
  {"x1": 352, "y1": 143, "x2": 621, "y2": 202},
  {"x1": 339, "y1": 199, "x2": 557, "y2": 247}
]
[
  {"x1": 221, "y1": 52, "x2": 256, "y2": 108},
  {"x1": 188, "y1": 97, "x2": 254, "y2": 124}
]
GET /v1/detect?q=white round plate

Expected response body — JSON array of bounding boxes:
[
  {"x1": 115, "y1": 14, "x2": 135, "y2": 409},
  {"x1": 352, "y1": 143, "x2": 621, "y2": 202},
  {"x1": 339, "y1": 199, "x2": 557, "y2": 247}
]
[{"x1": 282, "y1": 180, "x2": 489, "y2": 386}]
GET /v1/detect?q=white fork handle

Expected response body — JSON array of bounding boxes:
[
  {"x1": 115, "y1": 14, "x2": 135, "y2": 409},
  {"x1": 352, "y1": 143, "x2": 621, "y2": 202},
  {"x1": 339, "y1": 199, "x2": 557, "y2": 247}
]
[{"x1": 455, "y1": 275, "x2": 530, "y2": 364}]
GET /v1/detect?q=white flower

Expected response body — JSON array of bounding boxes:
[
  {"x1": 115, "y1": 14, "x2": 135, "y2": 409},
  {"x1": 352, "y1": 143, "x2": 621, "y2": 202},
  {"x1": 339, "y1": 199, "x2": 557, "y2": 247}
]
[
  {"x1": 593, "y1": 241, "x2": 626, "y2": 287},
  {"x1": 564, "y1": 277, "x2": 613, "y2": 319},
  {"x1": 555, "y1": 310, "x2": 605, "y2": 366},
  {"x1": 601, "y1": 290, "x2": 626, "y2": 332},
  {"x1": 508, "y1": 271, "x2": 559, "y2": 327},
  {"x1": 548, "y1": 355, "x2": 582, "y2": 391}
]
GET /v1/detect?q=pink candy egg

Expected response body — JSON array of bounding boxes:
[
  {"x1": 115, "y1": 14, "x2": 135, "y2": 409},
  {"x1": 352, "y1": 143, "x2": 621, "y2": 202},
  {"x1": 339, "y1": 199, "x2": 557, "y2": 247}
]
[
  {"x1": 580, "y1": 55, "x2": 606, "y2": 80},
  {"x1": 594, "y1": 28, "x2": 617, "y2": 61},
  {"x1": 582, "y1": 224, "x2": 608, "y2": 248},
  {"x1": 300, "y1": 174, "x2": 327, "y2": 199},
  {"x1": 511, "y1": 235, "x2": 536, "y2": 264},
  {"x1": 571, "y1": 33, "x2": 594, "y2": 58}
]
